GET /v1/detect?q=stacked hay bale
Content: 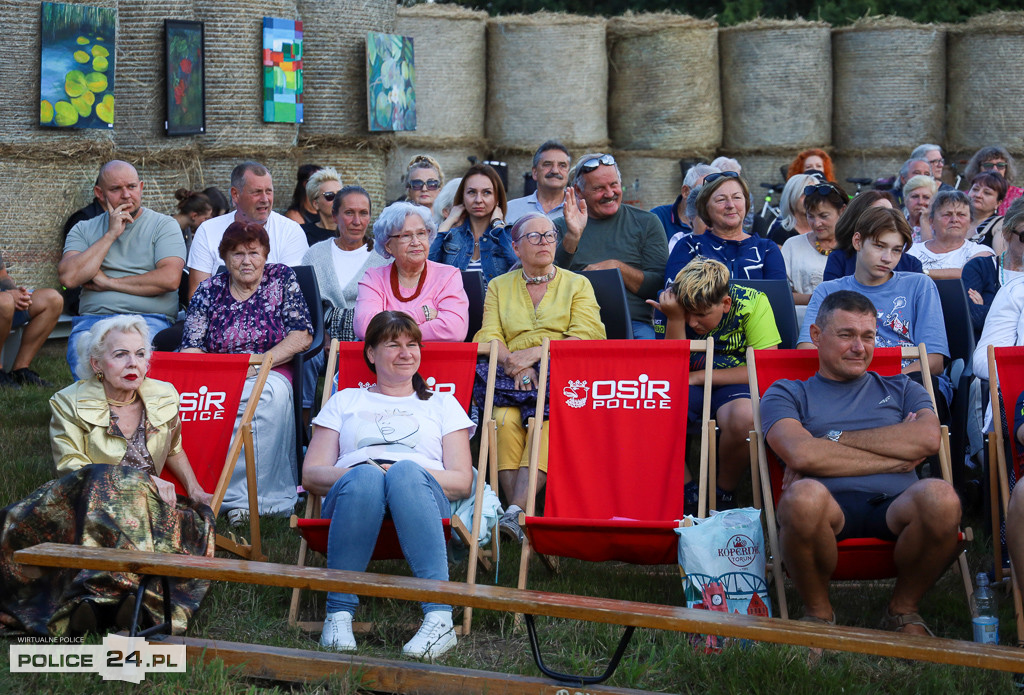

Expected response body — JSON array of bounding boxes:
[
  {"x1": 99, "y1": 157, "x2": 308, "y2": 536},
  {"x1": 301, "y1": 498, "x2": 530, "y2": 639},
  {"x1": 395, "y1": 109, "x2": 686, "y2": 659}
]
[
  {"x1": 613, "y1": 153, "x2": 683, "y2": 210},
  {"x1": 719, "y1": 19, "x2": 831, "y2": 166},
  {"x1": 947, "y1": 12, "x2": 1024, "y2": 155}
]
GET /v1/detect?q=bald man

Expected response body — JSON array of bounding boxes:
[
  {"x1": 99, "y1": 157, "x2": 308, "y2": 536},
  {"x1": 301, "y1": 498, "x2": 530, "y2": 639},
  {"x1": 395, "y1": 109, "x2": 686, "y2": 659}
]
[{"x1": 58, "y1": 160, "x2": 185, "y2": 377}]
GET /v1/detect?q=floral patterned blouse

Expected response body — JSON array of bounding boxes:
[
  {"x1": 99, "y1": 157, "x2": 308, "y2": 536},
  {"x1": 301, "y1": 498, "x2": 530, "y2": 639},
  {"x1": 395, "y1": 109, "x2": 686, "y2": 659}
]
[{"x1": 181, "y1": 263, "x2": 313, "y2": 355}]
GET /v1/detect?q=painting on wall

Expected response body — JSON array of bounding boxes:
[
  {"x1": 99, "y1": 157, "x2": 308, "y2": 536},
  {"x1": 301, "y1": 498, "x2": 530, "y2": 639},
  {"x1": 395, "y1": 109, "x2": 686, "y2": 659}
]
[
  {"x1": 366, "y1": 32, "x2": 415, "y2": 132},
  {"x1": 39, "y1": 2, "x2": 116, "y2": 129},
  {"x1": 165, "y1": 20, "x2": 205, "y2": 135},
  {"x1": 263, "y1": 17, "x2": 303, "y2": 124}
]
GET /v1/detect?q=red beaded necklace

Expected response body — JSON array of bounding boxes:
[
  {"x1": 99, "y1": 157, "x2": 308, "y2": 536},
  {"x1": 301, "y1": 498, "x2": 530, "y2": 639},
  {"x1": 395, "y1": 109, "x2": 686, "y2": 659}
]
[{"x1": 390, "y1": 263, "x2": 427, "y2": 302}]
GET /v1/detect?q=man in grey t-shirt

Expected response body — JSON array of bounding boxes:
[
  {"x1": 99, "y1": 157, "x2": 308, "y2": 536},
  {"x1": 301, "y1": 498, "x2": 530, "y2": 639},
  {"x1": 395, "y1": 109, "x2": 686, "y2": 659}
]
[
  {"x1": 58, "y1": 160, "x2": 185, "y2": 377},
  {"x1": 760, "y1": 290, "x2": 960, "y2": 635}
]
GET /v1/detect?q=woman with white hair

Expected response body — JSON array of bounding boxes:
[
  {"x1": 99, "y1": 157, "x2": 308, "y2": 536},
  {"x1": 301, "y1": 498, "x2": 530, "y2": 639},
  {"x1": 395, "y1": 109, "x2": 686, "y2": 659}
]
[
  {"x1": 354, "y1": 202, "x2": 469, "y2": 341},
  {"x1": 302, "y1": 166, "x2": 343, "y2": 246},
  {"x1": 767, "y1": 173, "x2": 820, "y2": 246},
  {"x1": 0, "y1": 315, "x2": 214, "y2": 636}
]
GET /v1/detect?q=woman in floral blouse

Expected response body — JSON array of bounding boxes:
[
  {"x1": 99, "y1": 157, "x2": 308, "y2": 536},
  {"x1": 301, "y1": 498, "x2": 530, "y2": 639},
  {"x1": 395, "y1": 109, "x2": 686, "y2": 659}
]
[{"x1": 181, "y1": 221, "x2": 313, "y2": 525}]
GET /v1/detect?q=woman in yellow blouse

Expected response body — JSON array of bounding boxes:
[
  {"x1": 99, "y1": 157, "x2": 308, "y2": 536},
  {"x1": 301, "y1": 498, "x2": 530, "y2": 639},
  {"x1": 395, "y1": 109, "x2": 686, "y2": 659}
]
[{"x1": 472, "y1": 213, "x2": 606, "y2": 542}]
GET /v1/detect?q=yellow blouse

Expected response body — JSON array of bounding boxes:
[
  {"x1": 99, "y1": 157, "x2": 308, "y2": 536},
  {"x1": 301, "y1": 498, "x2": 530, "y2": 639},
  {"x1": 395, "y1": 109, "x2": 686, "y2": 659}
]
[
  {"x1": 473, "y1": 268, "x2": 607, "y2": 351},
  {"x1": 49, "y1": 377, "x2": 184, "y2": 475}
]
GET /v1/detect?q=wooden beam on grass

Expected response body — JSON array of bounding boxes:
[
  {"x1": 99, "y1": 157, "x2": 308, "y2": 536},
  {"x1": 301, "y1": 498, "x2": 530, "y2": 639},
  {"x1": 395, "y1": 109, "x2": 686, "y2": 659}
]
[{"x1": 166, "y1": 635, "x2": 658, "y2": 695}]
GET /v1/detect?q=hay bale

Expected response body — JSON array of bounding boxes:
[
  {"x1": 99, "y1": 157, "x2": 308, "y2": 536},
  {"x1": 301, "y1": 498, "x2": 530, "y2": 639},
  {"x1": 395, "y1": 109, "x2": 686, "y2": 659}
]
[
  {"x1": 722, "y1": 153, "x2": 789, "y2": 193},
  {"x1": 195, "y1": 0, "x2": 300, "y2": 150},
  {"x1": 0, "y1": 155, "x2": 103, "y2": 289},
  {"x1": 383, "y1": 146, "x2": 484, "y2": 204},
  {"x1": 298, "y1": 0, "x2": 395, "y2": 140},
  {"x1": 309, "y1": 146, "x2": 390, "y2": 215},
  {"x1": 487, "y1": 13, "x2": 608, "y2": 150},
  {"x1": 832, "y1": 152, "x2": 903, "y2": 188},
  {"x1": 948, "y1": 12, "x2": 1024, "y2": 152},
  {"x1": 395, "y1": 4, "x2": 487, "y2": 143},
  {"x1": 720, "y1": 19, "x2": 831, "y2": 151},
  {"x1": 833, "y1": 18, "x2": 945, "y2": 152},
  {"x1": 613, "y1": 151, "x2": 683, "y2": 210},
  {"x1": 115, "y1": 0, "x2": 196, "y2": 151},
  {"x1": 0, "y1": 0, "x2": 116, "y2": 151},
  {"x1": 607, "y1": 14, "x2": 720, "y2": 151},
  {"x1": 135, "y1": 158, "x2": 205, "y2": 218}
]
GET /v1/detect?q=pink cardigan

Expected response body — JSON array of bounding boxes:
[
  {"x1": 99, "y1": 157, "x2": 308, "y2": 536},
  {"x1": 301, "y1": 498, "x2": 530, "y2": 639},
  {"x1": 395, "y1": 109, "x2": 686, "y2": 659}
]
[{"x1": 354, "y1": 260, "x2": 469, "y2": 341}]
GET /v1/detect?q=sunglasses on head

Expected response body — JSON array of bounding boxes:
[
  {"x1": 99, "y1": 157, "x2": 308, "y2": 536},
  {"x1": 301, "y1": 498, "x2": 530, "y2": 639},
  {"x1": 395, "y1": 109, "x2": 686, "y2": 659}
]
[
  {"x1": 408, "y1": 179, "x2": 441, "y2": 191},
  {"x1": 320, "y1": 190, "x2": 338, "y2": 202},
  {"x1": 578, "y1": 154, "x2": 616, "y2": 175},
  {"x1": 803, "y1": 183, "x2": 841, "y2": 197},
  {"x1": 703, "y1": 171, "x2": 740, "y2": 184}
]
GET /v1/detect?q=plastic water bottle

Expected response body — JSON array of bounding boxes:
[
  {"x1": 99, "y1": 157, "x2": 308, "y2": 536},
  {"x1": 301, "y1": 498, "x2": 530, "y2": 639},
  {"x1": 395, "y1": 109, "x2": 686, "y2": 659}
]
[{"x1": 972, "y1": 572, "x2": 999, "y2": 645}]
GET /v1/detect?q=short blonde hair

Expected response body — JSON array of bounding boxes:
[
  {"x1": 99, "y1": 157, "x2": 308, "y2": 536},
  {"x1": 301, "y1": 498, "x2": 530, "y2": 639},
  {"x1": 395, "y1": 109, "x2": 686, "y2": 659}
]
[
  {"x1": 902, "y1": 174, "x2": 937, "y2": 203},
  {"x1": 671, "y1": 258, "x2": 731, "y2": 313}
]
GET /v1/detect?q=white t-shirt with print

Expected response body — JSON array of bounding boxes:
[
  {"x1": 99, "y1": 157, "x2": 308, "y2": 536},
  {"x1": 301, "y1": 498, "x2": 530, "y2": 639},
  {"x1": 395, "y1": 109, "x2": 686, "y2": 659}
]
[
  {"x1": 312, "y1": 388, "x2": 474, "y2": 471},
  {"x1": 908, "y1": 239, "x2": 992, "y2": 270}
]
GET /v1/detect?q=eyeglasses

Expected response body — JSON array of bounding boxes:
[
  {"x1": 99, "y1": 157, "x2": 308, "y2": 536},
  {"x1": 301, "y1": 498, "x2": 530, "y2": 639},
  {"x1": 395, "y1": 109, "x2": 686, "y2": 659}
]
[
  {"x1": 320, "y1": 190, "x2": 338, "y2": 202},
  {"x1": 803, "y1": 183, "x2": 841, "y2": 197},
  {"x1": 408, "y1": 179, "x2": 441, "y2": 191},
  {"x1": 981, "y1": 161, "x2": 1008, "y2": 172},
  {"x1": 1012, "y1": 228, "x2": 1024, "y2": 242},
  {"x1": 578, "y1": 154, "x2": 616, "y2": 175},
  {"x1": 927, "y1": 158, "x2": 945, "y2": 166},
  {"x1": 703, "y1": 171, "x2": 740, "y2": 185},
  {"x1": 388, "y1": 230, "x2": 431, "y2": 245},
  {"x1": 516, "y1": 230, "x2": 557, "y2": 245}
]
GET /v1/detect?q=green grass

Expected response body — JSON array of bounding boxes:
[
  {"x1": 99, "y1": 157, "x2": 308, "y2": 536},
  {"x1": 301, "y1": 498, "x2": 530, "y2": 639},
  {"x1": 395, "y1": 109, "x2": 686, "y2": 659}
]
[{"x1": 1, "y1": 341, "x2": 1022, "y2": 692}]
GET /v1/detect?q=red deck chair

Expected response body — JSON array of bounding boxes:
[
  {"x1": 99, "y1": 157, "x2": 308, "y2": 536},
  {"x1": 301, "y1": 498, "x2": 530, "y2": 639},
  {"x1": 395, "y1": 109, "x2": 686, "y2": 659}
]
[
  {"x1": 288, "y1": 339, "x2": 499, "y2": 635},
  {"x1": 148, "y1": 351, "x2": 272, "y2": 561},
  {"x1": 986, "y1": 345, "x2": 1024, "y2": 644},
  {"x1": 517, "y1": 338, "x2": 713, "y2": 586},
  {"x1": 748, "y1": 345, "x2": 973, "y2": 620}
]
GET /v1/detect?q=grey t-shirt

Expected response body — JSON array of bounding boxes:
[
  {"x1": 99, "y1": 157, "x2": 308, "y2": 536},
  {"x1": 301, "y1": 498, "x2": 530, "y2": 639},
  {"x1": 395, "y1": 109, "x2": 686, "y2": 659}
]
[
  {"x1": 760, "y1": 371, "x2": 933, "y2": 497},
  {"x1": 64, "y1": 207, "x2": 185, "y2": 322}
]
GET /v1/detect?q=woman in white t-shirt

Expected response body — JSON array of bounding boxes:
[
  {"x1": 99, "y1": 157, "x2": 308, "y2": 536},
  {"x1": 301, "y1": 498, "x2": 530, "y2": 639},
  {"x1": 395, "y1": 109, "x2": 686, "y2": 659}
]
[
  {"x1": 781, "y1": 181, "x2": 847, "y2": 324},
  {"x1": 302, "y1": 311, "x2": 474, "y2": 659}
]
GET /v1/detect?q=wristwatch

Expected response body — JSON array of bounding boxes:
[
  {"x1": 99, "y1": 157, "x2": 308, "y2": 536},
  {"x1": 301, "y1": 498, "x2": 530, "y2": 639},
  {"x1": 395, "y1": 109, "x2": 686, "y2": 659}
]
[{"x1": 826, "y1": 430, "x2": 842, "y2": 442}]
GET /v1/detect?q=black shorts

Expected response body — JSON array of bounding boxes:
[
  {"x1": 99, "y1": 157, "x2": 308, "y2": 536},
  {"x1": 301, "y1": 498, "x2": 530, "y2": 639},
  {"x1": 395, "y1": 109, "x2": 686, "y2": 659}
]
[{"x1": 833, "y1": 489, "x2": 900, "y2": 542}]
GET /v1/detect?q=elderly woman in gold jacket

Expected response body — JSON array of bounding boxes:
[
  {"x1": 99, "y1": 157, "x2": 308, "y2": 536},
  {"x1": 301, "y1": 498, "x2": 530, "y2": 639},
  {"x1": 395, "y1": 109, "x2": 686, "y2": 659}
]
[
  {"x1": 0, "y1": 315, "x2": 213, "y2": 637},
  {"x1": 472, "y1": 213, "x2": 606, "y2": 543}
]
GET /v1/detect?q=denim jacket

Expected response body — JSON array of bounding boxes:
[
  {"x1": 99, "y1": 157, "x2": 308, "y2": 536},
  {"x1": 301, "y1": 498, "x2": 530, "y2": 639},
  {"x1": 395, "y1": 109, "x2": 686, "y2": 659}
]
[{"x1": 428, "y1": 219, "x2": 518, "y2": 286}]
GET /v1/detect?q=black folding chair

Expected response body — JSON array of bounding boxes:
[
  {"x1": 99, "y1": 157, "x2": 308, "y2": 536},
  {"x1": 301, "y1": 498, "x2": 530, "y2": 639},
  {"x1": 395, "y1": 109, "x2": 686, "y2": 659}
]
[
  {"x1": 580, "y1": 268, "x2": 634, "y2": 340},
  {"x1": 291, "y1": 266, "x2": 324, "y2": 473},
  {"x1": 461, "y1": 270, "x2": 486, "y2": 342},
  {"x1": 934, "y1": 278, "x2": 976, "y2": 493}
]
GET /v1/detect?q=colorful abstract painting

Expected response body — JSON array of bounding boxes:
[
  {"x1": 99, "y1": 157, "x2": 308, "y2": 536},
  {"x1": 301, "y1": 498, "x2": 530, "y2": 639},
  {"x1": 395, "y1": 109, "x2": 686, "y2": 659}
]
[
  {"x1": 366, "y1": 32, "x2": 416, "y2": 132},
  {"x1": 165, "y1": 20, "x2": 205, "y2": 135},
  {"x1": 39, "y1": 2, "x2": 116, "y2": 129},
  {"x1": 263, "y1": 17, "x2": 303, "y2": 124}
]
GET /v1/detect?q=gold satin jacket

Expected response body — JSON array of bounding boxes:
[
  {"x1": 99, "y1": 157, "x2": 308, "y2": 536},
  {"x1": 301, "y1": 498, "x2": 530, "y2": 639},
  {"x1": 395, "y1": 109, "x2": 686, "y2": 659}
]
[{"x1": 49, "y1": 377, "x2": 184, "y2": 475}]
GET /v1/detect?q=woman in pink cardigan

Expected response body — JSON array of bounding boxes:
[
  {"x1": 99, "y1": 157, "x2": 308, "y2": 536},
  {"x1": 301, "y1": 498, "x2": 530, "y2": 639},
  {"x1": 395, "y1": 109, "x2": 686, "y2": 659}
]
[{"x1": 355, "y1": 202, "x2": 469, "y2": 341}]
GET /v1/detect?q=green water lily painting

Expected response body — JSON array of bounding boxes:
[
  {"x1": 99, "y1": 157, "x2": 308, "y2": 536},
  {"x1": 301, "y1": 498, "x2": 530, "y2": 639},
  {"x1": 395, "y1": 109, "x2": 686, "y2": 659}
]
[
  {"x1": 40, "y1": 2, "x2": 116, "y2": 129},
  {"x1": 366, "y1": 31, "x2": 415, "y2": 132}
]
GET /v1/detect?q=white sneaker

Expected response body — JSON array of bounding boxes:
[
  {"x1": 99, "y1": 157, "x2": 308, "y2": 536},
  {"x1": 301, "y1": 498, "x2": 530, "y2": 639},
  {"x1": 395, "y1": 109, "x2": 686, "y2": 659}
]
[
  {"x1": 320, "y1": 610, "x2": 357, "y2": 651},
  {"x1": 226, "y1": 508, "x2": 249, "y2": 528},
  {"x1": 402, "y1": 610, "x2": 457, "y2": 659}
]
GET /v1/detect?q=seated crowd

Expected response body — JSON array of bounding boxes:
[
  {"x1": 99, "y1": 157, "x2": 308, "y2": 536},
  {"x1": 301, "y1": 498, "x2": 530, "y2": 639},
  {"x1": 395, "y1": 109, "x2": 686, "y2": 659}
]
[{"x1": 3, "y1": 141, "x2": 1024, "y2": 656}]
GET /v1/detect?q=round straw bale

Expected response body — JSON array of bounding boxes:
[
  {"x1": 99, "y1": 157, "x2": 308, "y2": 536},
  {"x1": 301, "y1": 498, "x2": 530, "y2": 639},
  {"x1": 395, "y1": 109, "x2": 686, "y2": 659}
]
[
  {"x1": 306, "y1": 146, "x2": 389, "y2": 217},
  {"x1": 722, "y1": 154, "x2": 789, "y2": 196},
  {"x1": 384, "y1": 146, "x2": 484, "y2": 204},
  {"x1": 607, "y1": 14, "x2": 720, "y2": 151},
  {"x1": 832, "y1": 152, "x2": 903, "y2": 189},
  {"x1": 135, "y1": 158, "x2": 205, "y2": 219},
  {"x1": 720, "y1": 19, "x2": 832, "y2": 151},
  {"x1": 395, "y1": 4, "x2": 487, "y2": 143},
  {"x1": 114, "y1": 1, "x2": 196, "y2": 151},
  {"x1": 0, "y1": 0, "x2": 116, "y2": 149},
  {"x1": 833, "y1": 18, "x2": 945, "y2": 152},
  {"x1": 612, "y1": 151, "x2": 684, "y2": 211},
  {"x1": 947, "y1": 12, "x2": 1024, "y2": 152},
  {"x1": 298, "y1": 0, "x2": 395, "y2": 140},
  {"x1": 500, "y1": 153, "x2": 537, "y2": 201},
  {"x1": 195, "y1": 0, "x2": 299, "y2": 150},
  {"x1": 486, "y1": 13, "x2": 608, "y2": 150},
  {"x1": 0, "y1": 154, "x2": 104, "y2": 288}
]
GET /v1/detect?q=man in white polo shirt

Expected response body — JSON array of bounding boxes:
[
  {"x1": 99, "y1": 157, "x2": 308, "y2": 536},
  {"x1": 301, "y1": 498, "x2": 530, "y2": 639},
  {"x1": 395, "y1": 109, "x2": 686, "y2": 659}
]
[{"x1": 187, "y1": 161, "x2": 308, "y2": 299}]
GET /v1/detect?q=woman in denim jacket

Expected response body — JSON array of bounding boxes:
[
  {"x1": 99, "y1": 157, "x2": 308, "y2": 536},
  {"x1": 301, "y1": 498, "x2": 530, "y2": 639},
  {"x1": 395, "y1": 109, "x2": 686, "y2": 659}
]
[{"x1": 429, "y1": 164, "x2": 518, "y2": 286}]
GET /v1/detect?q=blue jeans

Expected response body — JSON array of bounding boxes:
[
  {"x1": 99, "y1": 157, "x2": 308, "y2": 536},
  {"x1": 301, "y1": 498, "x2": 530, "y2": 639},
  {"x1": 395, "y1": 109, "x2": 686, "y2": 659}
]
[
  {"x1": 302, "y1": 350, "x2": 326, "y2": 409},
  {"x1": 322, "y1": 460, "x2": 451, "y2": 616},
  {"x1": 631, "y1": 319, "x2": 656, "y2": 340},
  {"x1": 67, "y1": 313, "x2": 173, "y2": 379}
]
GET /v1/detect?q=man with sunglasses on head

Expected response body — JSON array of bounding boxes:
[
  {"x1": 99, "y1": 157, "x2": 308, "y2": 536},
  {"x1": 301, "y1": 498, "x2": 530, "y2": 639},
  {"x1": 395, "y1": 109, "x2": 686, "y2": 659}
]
[
  {"x1": 555, "y1": 153, "x2": 669, "y2": 340},
  {"x1": 506, "y1": 141, "x2": 571, "y2": 224},
  {"x1": 186, "y1": 161, "x2": 309, "y2": 299}
]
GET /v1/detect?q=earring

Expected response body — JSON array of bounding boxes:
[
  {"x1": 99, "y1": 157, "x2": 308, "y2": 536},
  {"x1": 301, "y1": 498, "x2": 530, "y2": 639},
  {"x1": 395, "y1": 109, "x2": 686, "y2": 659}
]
[{"x1": 95, "y1": 371, "x2": 104, "y2": 382}]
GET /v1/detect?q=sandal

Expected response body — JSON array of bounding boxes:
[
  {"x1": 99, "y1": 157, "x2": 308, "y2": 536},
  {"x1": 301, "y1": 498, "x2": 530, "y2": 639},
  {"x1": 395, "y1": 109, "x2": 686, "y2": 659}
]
[
  {"x1": 799, "y1": 613, "x2": 836, "y2": 626},
  {"x1": 880, "y1": 608, "x2": 936, "y2": 637}
]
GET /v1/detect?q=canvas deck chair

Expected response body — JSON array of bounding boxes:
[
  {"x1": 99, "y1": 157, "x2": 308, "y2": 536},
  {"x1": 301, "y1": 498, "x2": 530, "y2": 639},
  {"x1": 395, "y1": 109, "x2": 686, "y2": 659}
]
[
  {"x1": 748, "y1": 345, "x2": 973, "y2": 621},
  {"x1": 986, "y1": 345, "x2": 1024, "y2": 645},
  {"x1": 288, "y1": 338, "x2": 499, "y2": 636},
  {"x1": 148, "y1": 351, "x2": 272, "y2": 562}
]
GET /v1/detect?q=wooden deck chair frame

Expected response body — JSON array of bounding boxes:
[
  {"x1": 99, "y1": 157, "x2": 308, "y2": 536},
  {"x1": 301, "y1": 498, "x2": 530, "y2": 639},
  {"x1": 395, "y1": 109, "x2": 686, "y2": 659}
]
[
  {"x1": 986, "y1": 345, "x2": 1024, "y2": 645},
  {"x1": 287, "y1": 339, "x2": 501, "y2": 636},
  {"x1": 748, "y1": 344, "x2": 973, "y2": 621},
  {"x1": 152, "y1": 352, "x2": 273, "y2": 562}
]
